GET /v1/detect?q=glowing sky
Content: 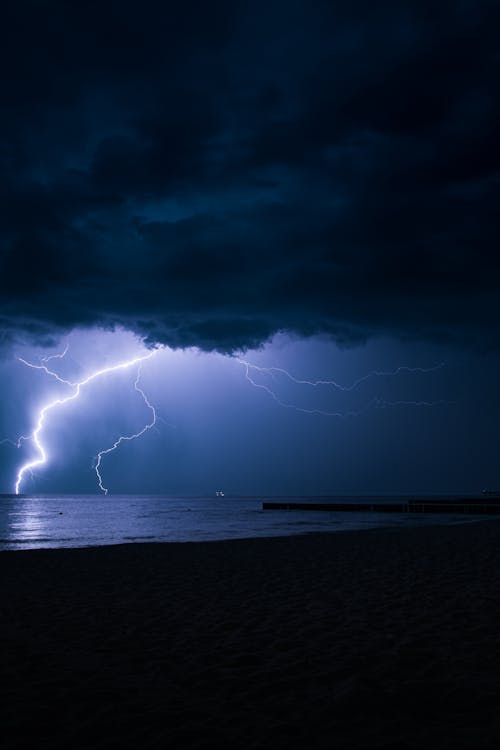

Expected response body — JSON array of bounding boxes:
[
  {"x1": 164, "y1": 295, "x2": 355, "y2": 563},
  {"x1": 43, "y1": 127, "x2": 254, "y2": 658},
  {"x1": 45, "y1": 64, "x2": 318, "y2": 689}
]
[{"x1": 1, "y1": 329, "x2": 499, "y2": 495}]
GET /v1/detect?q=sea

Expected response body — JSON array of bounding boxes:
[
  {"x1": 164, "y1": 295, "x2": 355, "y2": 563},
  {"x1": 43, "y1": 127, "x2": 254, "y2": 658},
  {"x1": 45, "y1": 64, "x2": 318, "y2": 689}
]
[{"x1": 0, "y1": 494, "x2": 496, "y2": 551}]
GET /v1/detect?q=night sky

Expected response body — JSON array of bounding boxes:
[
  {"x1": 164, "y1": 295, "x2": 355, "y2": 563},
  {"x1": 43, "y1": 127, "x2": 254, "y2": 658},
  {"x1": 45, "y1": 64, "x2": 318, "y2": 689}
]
[{"x1": 1, "y1": 1, "x2": 499, "y2": 495}]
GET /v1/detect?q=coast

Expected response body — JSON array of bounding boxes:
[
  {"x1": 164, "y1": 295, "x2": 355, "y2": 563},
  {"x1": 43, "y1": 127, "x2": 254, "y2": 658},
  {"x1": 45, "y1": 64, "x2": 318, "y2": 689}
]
[{"x1": 2, "y1": 521, "x2": 500, "y2": 748}]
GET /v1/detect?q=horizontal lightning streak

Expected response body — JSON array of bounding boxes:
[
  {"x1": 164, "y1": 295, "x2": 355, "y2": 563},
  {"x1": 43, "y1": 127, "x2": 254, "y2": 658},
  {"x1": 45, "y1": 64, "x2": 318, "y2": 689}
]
[
  {"x1": 238, "y1": 359, "x2": 452, "y2": 417},
  {"x1": 373, "y1": 398, "x2": 452, "y2": 409},
  {"x1": 238, "y1": 359, "x2": 445, "y2": 392}
]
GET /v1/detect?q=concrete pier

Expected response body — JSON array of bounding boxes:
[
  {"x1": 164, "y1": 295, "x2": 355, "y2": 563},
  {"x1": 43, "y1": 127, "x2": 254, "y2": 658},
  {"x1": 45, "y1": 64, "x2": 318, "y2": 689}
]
[{"x1": 262, "y1": 499, "x2": 500, "y2": 515}]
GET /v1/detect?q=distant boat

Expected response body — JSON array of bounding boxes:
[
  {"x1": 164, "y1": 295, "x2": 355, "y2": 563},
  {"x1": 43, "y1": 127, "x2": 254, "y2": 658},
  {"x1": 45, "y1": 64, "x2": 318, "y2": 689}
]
[
  {"x1": 215, "y1": 490, "x2": 225, "y2": 497},
  {"x1": 482, "y1": 488, "x2": 500, "y2": 496}
]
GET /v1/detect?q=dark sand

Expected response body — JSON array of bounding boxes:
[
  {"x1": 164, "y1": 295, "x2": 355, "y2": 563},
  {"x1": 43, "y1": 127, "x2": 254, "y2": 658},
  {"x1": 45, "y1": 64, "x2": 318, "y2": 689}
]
[{"x1": 2, "y1": 522, "x2": 500, "y2": 749}]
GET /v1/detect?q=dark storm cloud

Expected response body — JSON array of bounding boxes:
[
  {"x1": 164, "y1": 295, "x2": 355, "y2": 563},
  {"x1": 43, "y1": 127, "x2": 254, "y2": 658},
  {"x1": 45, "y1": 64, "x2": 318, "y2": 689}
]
[{"x1": 1, "y1": 0, "x2": 499, "y2": 352}]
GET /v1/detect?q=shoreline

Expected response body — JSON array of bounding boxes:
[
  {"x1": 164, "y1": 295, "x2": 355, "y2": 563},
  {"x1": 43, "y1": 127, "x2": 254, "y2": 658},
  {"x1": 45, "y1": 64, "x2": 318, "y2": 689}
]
[
  {"x1": 2, "y1": 521, "x2": 500, "y2": 748},
  {"x1": 1, "y1": 513, "x2": 497, "y2": 555}
]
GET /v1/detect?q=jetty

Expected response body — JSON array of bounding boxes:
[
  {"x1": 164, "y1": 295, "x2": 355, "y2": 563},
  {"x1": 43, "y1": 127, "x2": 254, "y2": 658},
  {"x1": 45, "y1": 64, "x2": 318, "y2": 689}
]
[{"x1": 262, "y1": 498, "x2": 500, "y2": 515}]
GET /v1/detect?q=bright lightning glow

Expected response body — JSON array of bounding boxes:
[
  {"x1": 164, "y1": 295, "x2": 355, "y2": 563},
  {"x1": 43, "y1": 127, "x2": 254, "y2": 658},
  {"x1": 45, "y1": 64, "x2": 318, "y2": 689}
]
[
  {"x1": 12, "y1": 347, "x2": 161, "y2": 495},
  {"x1": 238, "y1": 359, "x2": 452, "y2": 417},
  {"x1": 1, "y1": 339, "x2": 452, "y2": 495}
]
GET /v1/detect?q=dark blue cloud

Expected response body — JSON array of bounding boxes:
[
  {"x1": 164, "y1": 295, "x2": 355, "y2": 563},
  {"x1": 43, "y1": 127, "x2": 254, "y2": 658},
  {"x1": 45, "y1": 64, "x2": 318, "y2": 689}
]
[{"x1": 1, "y1": 0, "x2": 499, "y2": 351}]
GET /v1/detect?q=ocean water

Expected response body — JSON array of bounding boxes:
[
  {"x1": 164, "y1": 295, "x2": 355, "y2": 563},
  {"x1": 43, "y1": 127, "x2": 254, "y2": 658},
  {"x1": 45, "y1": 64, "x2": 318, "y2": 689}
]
[{"x1": 0, "y1": 494, "x2": 495, "y2": 550}]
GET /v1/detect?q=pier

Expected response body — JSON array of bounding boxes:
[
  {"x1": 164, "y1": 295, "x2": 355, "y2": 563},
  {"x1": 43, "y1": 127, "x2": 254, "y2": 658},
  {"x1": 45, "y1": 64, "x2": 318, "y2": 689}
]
[{"x1": 262, "y1": 498, "x2": 500, "y2": 515}]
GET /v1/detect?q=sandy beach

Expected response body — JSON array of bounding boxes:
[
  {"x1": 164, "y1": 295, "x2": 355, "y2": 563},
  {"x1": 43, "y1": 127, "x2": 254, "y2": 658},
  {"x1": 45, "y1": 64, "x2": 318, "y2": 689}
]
[{"x1": 2, "y1": 521, "x2": 500, "y2": 749}]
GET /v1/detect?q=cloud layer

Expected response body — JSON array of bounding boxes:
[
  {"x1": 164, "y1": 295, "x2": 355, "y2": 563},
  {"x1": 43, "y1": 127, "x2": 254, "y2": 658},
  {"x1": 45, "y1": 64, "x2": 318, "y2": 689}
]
[{"x1": 1, "y1": 0, "x2": 499, "y2": 351}]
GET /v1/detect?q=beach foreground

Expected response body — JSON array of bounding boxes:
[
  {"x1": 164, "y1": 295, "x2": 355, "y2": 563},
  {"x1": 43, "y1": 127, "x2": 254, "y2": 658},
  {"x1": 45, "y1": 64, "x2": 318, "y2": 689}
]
[{"x1": 2, "y1": 522, "x2": 500, "y2": 749}]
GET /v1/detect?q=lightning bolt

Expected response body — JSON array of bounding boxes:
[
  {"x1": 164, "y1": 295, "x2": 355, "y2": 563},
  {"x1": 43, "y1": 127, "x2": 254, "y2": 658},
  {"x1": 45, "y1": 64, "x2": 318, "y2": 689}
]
[
  {"x1": 238, "y1": 359, "x2": 452, "y2": 417},
  {"x1": 41, "y1": 342, "x2": 69, "y2": 364},
  {"x1": 93, "y1": 363, "x2": 157, "y2": 495},
  {"x1": 8, "y1": 347, "x2": 161, "y2": 495}
]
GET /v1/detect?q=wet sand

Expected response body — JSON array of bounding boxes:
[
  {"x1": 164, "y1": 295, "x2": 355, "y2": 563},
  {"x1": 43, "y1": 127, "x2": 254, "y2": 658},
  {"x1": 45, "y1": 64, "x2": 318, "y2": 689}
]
[{"x1": 2, "y1": 521, "x2": 500, "y2": 749}]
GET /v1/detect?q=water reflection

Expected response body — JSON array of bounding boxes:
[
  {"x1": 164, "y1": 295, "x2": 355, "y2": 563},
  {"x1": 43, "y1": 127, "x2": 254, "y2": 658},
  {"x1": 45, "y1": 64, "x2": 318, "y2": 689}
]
[
  {"x1": 0, "y1": 494, "x2": 491, "y2": 551},
  {"x1": 7, "y1": 496, "x2": 58, "y2": 542}
]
